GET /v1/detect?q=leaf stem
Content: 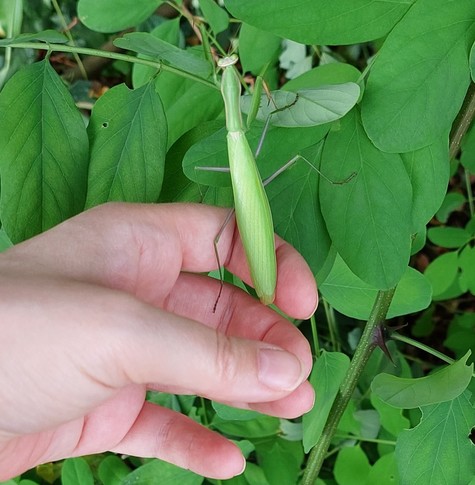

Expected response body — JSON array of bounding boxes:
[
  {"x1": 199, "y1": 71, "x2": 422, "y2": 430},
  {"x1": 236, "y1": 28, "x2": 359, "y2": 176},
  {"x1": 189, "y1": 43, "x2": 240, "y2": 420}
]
[
  {"x1": 301, "y1": 287, "x2": 396, "y2": 485},
  {"x1": 391, "y1": 333, "x2": 475, "y2": 377},
  {"x1": 333, "y1": 434, "x2": 396, "y2": 446},
  {"x1": 3, "y1": 42, "x2": 219, "y2": 90}
]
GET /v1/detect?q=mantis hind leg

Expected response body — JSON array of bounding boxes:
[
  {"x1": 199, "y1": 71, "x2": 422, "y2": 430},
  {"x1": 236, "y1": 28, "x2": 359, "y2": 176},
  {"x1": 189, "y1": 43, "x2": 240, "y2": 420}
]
[{"x1": 262, "y1": 154, "x2": 356, "y2": 188}]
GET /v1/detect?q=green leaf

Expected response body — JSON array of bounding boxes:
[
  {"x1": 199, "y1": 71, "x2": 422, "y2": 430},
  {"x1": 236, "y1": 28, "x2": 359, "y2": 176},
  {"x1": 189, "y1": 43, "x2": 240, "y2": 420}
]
[
  {"x1": 122, "y1": 459, "x2": 203, "y2": 485},
  {"x1": 283, "y1": 63, "x2": 362, "y2": 91},
  {"x1": 267, "y1": 142, "x2": 333, "y2": 282},
  {"x1": 154, "y1": 52, "x2": 223, "y2": 147},
  {"x1": 371, "y1": 394, "x2": 410, "y2": 437},
  {"x1": 444, "y1": 313, "x2": 475, "y2": 360},
  {"x1": 334, "y1": 446, "x2": 371, "y2": 485},
  {"x1": 85, "y1": 82, "x2": 167, "y2": 208},
  {"x1": 411, "y1": 306, "x2": 435, "y2": 338},
  {"x1": 255, "y1": 438, "x2": 304, "y2": 485},
  {"x1": 78, "y1": 0, "x2": 162, "y2": 33},
  {"x1": 337, "y1": 399, "x2": 361, "y2": 437},
  {"x1": 97, "y1": 455, "x2": 130, "y2": 485},
  {"x1": 320, "y1": 109, "x2": 412, "y2": 289},
  {"x1": 160, "y1": 120, "x2": 223, "y2": 203},
  {"x1": 132, "y1": 19, "x2": 181, "y2": 89},
  {"x1": 466, "y1": 215, "x2": 475, "y2": 235},
  {"x1": 61, "y1": 457, "x2": 94, "y2": 485},
  {"x1": 433, "y1": 274, "x2": 466, "y2": 301},
  {"x1": 320, "y1": 256, "x2": 431, "y2": 320},
  {"x1": 366, "y1": 453, "x2": 399, "y2": 485},
  {"x1": 223, "y1": 0, "x2": 413, "y2": 45},
  {"x1": 303, "y1": 351, "x2": 350, "y2": 453},
  {"x1": 471, "y1": 41, "x2": 475, "y2": 82},
  {"x1": 461, "y1": 120, "x2": 475, "y2": 172},
  {"x1": 459, "y1": 245, "x2": 475, "y2": 294},
  {"x1": 361, "y1": 0, "x2": 475, "y2": 152},
  {"x1": 0, "y1": 30, "x2": 68, "y2": 45},
  {"x1": 436, "y1": 191, "x2": 467, "y2": 223},
  {"x1": 114, "y1": 33, "x2": 212, "y2": 78},
  {"x1": 371, "y1": 351, "x2": 473, "y2": 408},
  {"x1": 212, "y1": 402, "x2": 263, "y2": 421},
  {"x1": 199, "y1": 0, "x2": 229, "y2": 34},
  {"x1": 357, "y1": 410, "x2": 381, "y2": 440},
  {"x1": 0, "y1": 59, "x2": 88, "y2": 243},
  {"x1": 0, "y1": 0, "x2": 22, "y2": 38},
  {"x1": 211, "y1": 414, "x2": 280, "y2": 438},
  {"x1": 396, "y1": 392, "x2": 475, "y2": 485},
  {"x1": 235, "y1": 439, "x2": 255, "y2": 459},
  {"x1": 411, "y1": 227, "x2": 426, "y2": 255},
  {"x1": 424, "y1": 251, "x2": 459, "y2": 297},
  {"x1": 401, "y1": 140, "x2": 450, "y2": 232},
  {"x1": 0, "y1": 228, "x2": 13, "y2": 252},
  {"x1": 239, "y1": 22, "x2": 281, "y2": 75},
  {"x1": 240, "y1": 83, "x2": 360, "y2": 127},
  {"x1": 427, "y1": 227, "x2": 472, "y2": 248},
  {"x1": 242, "y1": 463, "x2": 270, "y2": 485}
]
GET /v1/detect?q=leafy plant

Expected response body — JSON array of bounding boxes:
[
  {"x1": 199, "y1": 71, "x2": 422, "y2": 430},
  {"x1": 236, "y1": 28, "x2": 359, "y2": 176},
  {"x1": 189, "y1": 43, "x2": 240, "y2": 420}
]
[{"x1": 0, "y1": 0, "x2": 474, "y2": 484}]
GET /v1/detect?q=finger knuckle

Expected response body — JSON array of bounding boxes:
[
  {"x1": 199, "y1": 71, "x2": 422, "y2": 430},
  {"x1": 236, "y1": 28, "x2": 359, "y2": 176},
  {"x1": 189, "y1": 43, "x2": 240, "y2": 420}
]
[{"x1": 214, "y1": 332, "x2": 240, "y2": 384}]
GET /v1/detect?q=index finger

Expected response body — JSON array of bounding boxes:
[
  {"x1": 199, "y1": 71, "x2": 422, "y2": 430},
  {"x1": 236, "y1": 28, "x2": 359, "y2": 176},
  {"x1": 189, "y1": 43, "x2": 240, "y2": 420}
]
[{"x1": 6, "y1": 202, "x2": 317, "y2": 318}]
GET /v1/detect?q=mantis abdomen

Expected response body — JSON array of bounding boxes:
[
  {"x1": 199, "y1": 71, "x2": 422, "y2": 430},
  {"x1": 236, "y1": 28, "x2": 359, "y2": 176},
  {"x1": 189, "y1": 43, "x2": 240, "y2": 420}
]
[{"x1": 227, "y1": 129, "x2": 276, "y2": 305}]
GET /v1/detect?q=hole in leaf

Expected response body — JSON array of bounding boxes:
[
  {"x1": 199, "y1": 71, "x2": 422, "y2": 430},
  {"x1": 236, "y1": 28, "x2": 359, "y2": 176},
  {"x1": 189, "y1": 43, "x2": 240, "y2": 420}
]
[
  {"x1": 102, "y1": 122, "x2": 109, "y2": 128},
  {"x1": 469, "y1": 427, "x2": 475, "y2": 445}
]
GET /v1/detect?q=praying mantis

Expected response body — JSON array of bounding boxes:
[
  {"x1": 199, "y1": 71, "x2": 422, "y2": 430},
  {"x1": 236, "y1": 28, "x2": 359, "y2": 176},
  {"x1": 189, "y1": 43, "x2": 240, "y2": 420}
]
[
  {"x1": 207, "y1": 54, "x2": 358, "y2": 308},
  {"x1": 218, "y1": 54, "x2": 277, "y2": 305}
]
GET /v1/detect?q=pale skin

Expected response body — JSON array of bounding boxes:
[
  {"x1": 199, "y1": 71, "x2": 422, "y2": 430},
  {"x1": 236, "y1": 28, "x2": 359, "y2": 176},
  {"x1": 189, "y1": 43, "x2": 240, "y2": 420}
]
[{"x1": 0, "y1": 202, "x2": 317, "y2": 480}]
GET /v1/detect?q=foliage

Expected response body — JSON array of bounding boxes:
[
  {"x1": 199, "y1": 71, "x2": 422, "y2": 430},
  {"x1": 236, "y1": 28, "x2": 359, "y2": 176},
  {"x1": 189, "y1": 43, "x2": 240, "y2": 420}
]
[{"x1": 0, "y1": 0, "x2": 474, "y2": 484}]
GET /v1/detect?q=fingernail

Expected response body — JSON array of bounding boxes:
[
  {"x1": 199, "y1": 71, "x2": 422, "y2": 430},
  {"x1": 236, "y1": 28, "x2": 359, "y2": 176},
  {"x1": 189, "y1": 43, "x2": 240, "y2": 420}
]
[
  {"x1": 258, "y1": 348, "x2": 302, "y2": 391},
  {"x1": 237, "y1": 456, "x2": 246, "y2": 475}
]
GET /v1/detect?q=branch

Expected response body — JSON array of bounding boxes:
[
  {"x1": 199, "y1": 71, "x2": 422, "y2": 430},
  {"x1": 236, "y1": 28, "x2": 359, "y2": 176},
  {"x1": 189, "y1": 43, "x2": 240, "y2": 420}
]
[{"x1": 301, "y1": 288, "x2": 396, "y2": 485}]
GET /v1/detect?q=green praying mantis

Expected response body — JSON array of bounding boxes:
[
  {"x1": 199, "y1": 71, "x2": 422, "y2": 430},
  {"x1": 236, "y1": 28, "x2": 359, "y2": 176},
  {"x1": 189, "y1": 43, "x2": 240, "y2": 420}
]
[
  {"x1": 218, "y1": 54, "x2": 277, "y2": 306},
  {"x1": 207, "y1": 54, "x2": 359, "y2": 308}
]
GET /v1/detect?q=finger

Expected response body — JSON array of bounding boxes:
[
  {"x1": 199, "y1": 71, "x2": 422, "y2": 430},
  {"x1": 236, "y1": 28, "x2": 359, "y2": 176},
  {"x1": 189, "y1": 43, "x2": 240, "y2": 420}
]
[
  {"x1": 0, "y1": 278, "x2": 307, "y2": 432},
  {"x1": 224, "y1": 229, "x2": 318, "y2": 319},
  {"x1": 5, "y1": 203, "x2": 234, "y2": 292},
  {"x1": 6, "y1": 203, "x2": 317, "y2": 317},
  {"x1": 116, "y1": 302, "x2": 308, "y2": 403},
  {"x1": 163, "y1": 273, "x2": 313, "y2": 379},
  {"x1": 217, "y1": 380, "x2": 315, "y2": 419},
  {"x1": 111, "y1": 402, "x2": 245, "y2": 479}
]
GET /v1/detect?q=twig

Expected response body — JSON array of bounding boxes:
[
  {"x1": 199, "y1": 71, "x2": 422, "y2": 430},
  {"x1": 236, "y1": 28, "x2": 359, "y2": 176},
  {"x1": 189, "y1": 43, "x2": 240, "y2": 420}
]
[{"x1": 302, "y1": 288, "x2": 396, "y2": 484}]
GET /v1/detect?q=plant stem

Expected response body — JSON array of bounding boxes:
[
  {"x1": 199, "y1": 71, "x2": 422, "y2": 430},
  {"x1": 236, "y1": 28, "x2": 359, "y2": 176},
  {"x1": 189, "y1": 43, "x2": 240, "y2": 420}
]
[
  {"x1": 450, "y1": 82, "x2": 475, "y2": 159},
  {"x1": 301, "y1": 287, "x2": 396, "y2": 485},
  {"x1": 3, "y1": 42, "x2": 219, "y2": 90},
  {"x1": 310, "y1": 314, "x2": 320, "y2": 357},
  {"x1": 323, "y1": 298, "x2": 339, "y2": 352},
  {"x1": 50, "y1": 0, "x2": 87, "y2": 79},
  {"x1": 464, "y1": 168, "x2": 475, "y2": 218}
]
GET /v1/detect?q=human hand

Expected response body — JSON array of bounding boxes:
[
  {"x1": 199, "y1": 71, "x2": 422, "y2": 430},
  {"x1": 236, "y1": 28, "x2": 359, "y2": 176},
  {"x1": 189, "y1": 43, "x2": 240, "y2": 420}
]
[{"x1": 0, "y1": 203, "x2": 317, "y2": 480}]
